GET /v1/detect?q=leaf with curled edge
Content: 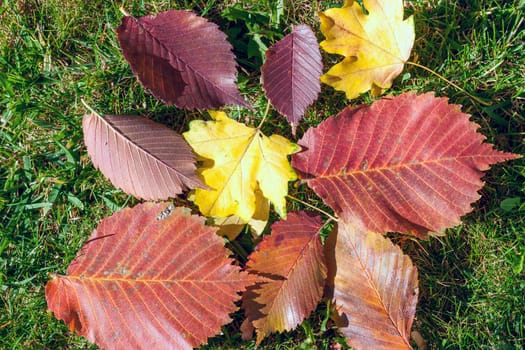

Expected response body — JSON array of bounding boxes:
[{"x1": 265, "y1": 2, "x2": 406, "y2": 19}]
[
  {"x1": 242, "y1": 211, "x2": 327, "y2": 343},
  {"x1": 261, "y1": 24, "x2": 322, "y2": 135},
  {"x1": 117, "y1": 10, "x2": 249, "y2": 109},
  {"x1": 292, "y1": 92, "x2": 520, "y2": 238},
  {"x1": 45, "y1": 202, "x2": 254, "y2": 350},
  {"x1": 83, "y1": 113, "x2": 204, "y2": 200},
  {"x1": 324, "y1": 221, "x2": 418, "y2": 350},
  {"x1": 319, "y1": 0, "x2": 415, "y2": 99}
]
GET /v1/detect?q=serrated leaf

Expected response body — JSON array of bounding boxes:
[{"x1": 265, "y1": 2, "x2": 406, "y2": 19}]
[
  {"x1": 292, "y1": 92, "x2": 520, "y2": 237},
  {"x1": 117, "y1": 10, "x2": 249, "y2": 109},
  {"x1": 320, "y1": 0, "x2": 415, "y2": 98},
  {"x1": 83, "y1": 113, "x2": 203, "y2": 200},
  {"x1": 183, "y1": 111, "x2": 299, "y2": 222},
  {"x1": 242, "y1": 211, "x2": 326, "y2": 343},
  {"x1": 45, "y1": 203, "x2": 254, "y2": 350},
  {"x1": 325, "y1": 221, "x2": 418, "y2": 349},
  {"x1": 261, "y1": 24, "x2": 322, "y2": 135}
]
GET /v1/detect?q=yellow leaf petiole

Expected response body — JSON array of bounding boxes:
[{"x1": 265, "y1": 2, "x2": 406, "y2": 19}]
[
  {"x1": 257, "y1": 100, "x2": 272, "y2": 130},
  {"x1": 406, "y1": 61, "x2": 491, "y2": 106}
]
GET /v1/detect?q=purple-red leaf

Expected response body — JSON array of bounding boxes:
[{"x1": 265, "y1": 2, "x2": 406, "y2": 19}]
[
  {"x1": 261, "y1": 25, "x2": 322, "y2": 135},
  {"x1": 117, "y1": 10, "x2": 249, "y2": 109},
  {"x1": 242, "y1": 211, "x2": 326, "y2": 343},
  {"x1": 83, "y1": 113, "x2": 203, "y2": 200},
  {"x1": 292, "y1": 92, "x2": 520, "y2": 238},
  {"x1": 325, "y1": 221, "x2": 418, "y2": 349},
  {"x1": 45, "y1": 203, "x2": 254, "y2": 350}
]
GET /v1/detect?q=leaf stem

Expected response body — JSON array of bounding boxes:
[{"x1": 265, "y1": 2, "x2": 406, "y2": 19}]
[
  {"x1": 286, "y1": 195, "x2": 338, "y2": 222},
  {"x1": 257, "y1": 100, "x2": 272, "y2": 130},
  {"x1": 119, "y1": 7, "x2": 131, "y2": 17},
  {"x1": 227, "y1": 239, "x2": 250, "y2": 262},
  {"x1": 81, "y1": 99, "x2": 102, "y2": 118},
  {"x1": 406, "y1": 61, "x2": 491, "y2": 106}
]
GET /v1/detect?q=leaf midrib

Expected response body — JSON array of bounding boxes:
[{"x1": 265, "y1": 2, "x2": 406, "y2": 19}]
[
  {"x1": 67, "y1": 275, "x2": 247, "y2": 284},
  {"x1": 316, "y1": 155, "x2": 492, "y2": 180},
  {"x1": 204, "y1": 128, "x2": 261, "y2": 217}
]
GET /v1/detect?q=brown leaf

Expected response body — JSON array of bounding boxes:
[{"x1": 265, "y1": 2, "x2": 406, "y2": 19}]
[
  {"x1": 261, "y1": 24, "x2": 323, "y2": 135},
  {"x1": 292, "y1": 92, "x2": 520, "y2": 238},
  {"x1": 82, "y1": 113, "x2": 203, "y2": 200},
  {"x1": 242, "y1": 211, "x2": 327, "y2": 343},
  {"x1": 45, "y1": 203, "x2": 253, "y2": 350},
  {"x1": 326, "y1": 221, "x2": 418, "y2": 349},
  {"x1": 117, "y1": 10, "x2": 249, "y2": 109}
]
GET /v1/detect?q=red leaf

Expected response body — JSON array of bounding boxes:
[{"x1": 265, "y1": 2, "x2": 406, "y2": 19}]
[
  {"x1": 45, "y1": 203, "x2": 253, "y2": 350},
  {"x1": 325, "y1": 222, "x2": 418, "y2": 349},
  {"x1": 83, "y1": 113, "x2": 203, "y2": 200},
  {"x1": 242, "y1": 211, "x2": 327, "y2": 343},
  {"x1": 117, "y1": 10, "x2": 249, "y2": 109},
  {"x1": 292, "y1": 92, "x2": 520, "y2": 237},
  {"x1": 261, "y1": 25, "x2": 322, "y2": 135}
]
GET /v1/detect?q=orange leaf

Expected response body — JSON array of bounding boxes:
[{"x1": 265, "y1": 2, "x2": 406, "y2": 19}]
[
  {"x1": 325, "y1": 221, "x2": 418, "y2": 349},
  {"x1": 242, "y1": 211, "x2": 327, "y2": 343},
  {"x1": 45, "y1": 203, "x2": 253, "y2": 350}
]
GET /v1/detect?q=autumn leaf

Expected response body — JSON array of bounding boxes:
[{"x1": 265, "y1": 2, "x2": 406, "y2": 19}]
[
  {"x1": 82, "y1": 113, "x2": 203, "y2": 200},
  {"x1": 325, "y1": 221, "x2": 418, "y2": 349},
  {"x1": 45, "y1": 203, "x2": 253, "y2": 350},
  {"x1": 242, "y1": 211, "x2": 327, "y2": 343},
  {"x1": 319, "y1": 0, "x2": 415, "y2": 98},
  {"x1": 211, "y1": 188, "x2": 270, "y2": 239},
  {"x1": 261, "y1": 24, "x2": 323, "y2": 135},
  {"x1": 117, "y1": 10, "x2": 249, "y2": 109},
  {"x1": 183, "y1": 111, "x2": 299, "y2": 222},
  {"x1": 292, "y1": 92, "x2": 520, "y2": 238}
]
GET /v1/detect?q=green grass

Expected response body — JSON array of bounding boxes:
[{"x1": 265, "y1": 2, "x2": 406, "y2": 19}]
[{"x1": 1, "y1": 0, "x2": 524, "y2": 349}]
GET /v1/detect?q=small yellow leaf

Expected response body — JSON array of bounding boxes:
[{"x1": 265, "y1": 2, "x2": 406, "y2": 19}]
[
  {"x1": 183, "y1": 111, "x2": 298, "y2": 222},
  {"x1": 320, "y1": 0, "x2": 415, "y2": 99}
]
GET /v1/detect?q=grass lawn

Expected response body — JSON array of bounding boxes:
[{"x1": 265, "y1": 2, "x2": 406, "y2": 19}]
[{"x1": 1, "y1": 0, "x2": 524, "y2": 349}]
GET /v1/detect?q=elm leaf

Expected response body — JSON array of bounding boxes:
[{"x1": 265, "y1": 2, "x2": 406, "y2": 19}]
[
  {"x1": 261, "y1": 24, "x2": 322, "y2": 135},
  {"x1": 83, "y1": 113, "x2": 203, "y2": 200},
  {"x1": 242, "y1": 211, "x2": 327, "y2": 343},
  {"x1": 325, "y1": 221, "x2": 418, "y2": 349},
  {"x1": 45, "y1": 203, "x2": 254, "y2": 350},
  {"x1": 117, "y1": 10, "x2": 249, "y2": 109},
  {"x1": 292, "y1": 92, "x2": 520, "y2": 238}
]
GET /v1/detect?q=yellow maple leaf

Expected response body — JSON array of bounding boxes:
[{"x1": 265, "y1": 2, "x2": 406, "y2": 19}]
[
  {"x1": 183, "y1": 111, "x2": 299, "y2": 222},
  {"x1": 320, "y1": 0, "x2": 414, "y2": 99}
]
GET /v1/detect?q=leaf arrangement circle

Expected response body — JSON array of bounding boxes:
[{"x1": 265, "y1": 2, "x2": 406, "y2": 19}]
[{"x1": 46, "y1": 3, "x2": 520, "y2": 349}]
